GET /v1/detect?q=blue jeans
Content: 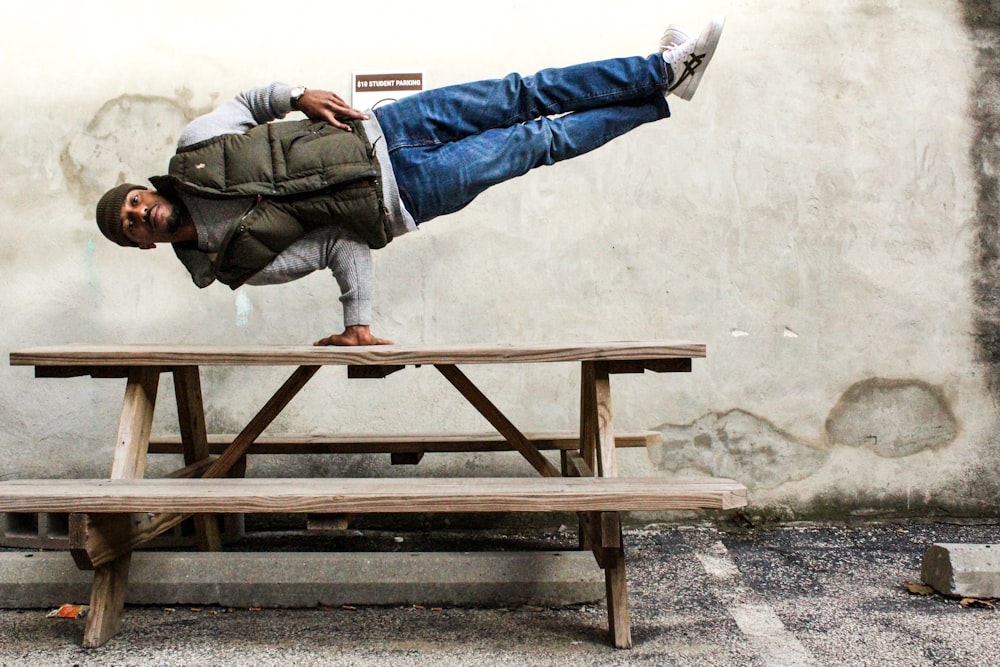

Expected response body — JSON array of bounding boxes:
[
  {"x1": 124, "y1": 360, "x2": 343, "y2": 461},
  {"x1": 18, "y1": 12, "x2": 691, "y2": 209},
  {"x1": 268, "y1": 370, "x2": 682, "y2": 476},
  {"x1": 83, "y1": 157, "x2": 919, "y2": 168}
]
[{"x1": 373, "y1": 55, "x2": 672, "y2": 223}]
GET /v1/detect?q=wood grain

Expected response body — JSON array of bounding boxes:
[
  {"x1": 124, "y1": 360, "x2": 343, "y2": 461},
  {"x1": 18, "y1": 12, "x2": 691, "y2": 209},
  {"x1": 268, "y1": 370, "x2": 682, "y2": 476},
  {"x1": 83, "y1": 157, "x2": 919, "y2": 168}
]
[
  {"x1": 173, "y1": 367, "x2": 222, "y2": 552},
  {"x1": 592, "y1": 361, "x2": 617, "y2": 479},
  {"x1": 0, "y1": 477, "x2": 748, "y2": 514},
  {"x1": 108, "y1": 367, "x2": 159, "y2": 479},
  {"x1": 83, "y1": 366, "x2": 159, "y2": 648},
  {"x1": 604, "y1": 541, "x2": 632, "y2": 649},
  {"x1": 10, "y1": 341, "x2": 705, "y2": 368},
  {"x1": 82, "y1": 552, "x2": 130, "y2": 648},
  {"x1": 562, "y1": 452, "x2": 594, "y2": 478}
]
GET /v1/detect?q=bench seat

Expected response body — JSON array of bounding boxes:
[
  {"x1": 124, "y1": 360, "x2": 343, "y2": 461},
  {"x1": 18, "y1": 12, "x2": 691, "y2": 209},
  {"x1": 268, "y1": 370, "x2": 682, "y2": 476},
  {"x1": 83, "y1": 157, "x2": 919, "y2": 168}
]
[
  {"x1": 0, "y1": 476, "x2": 746, "y2": 515},
  {"x1": 146, "y1": 430, "x2": 662, "y2": 456}
]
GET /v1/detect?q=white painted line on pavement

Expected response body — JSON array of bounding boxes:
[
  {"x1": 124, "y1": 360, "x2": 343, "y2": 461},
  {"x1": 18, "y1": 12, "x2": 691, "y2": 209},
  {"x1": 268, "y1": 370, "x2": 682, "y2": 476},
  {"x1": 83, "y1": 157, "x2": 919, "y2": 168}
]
[{"x1": 685, "y1": 530, "x2": 821, "y2": 667}]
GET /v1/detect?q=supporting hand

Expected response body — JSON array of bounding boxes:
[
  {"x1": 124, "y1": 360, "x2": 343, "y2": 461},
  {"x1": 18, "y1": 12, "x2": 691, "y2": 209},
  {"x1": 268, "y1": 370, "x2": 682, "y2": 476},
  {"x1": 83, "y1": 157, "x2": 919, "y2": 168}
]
[
  {"x1": 294, "y1": 88, "x2": 368, "y2": 131},
  {"x1": 314, "y1": 325, "x2": 394, "y2": 347}
]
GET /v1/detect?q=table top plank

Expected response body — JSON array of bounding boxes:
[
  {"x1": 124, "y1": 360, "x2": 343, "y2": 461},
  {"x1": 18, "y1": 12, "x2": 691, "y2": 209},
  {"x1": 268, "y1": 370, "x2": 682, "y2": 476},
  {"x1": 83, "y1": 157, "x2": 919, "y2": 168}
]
[
  {"x1": 0, "y1": 477, "x2": 747, "y2": 513},
  {"x1": 10, "y1": 341, "x2": 705, "y2": 368}
]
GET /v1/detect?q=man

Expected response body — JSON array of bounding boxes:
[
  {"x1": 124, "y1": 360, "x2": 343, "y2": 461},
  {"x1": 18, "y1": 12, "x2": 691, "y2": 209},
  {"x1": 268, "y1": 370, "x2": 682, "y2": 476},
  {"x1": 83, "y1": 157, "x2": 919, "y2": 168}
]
[{"x1": 95, "y1": 17, "x2": 725, "y2": 346}]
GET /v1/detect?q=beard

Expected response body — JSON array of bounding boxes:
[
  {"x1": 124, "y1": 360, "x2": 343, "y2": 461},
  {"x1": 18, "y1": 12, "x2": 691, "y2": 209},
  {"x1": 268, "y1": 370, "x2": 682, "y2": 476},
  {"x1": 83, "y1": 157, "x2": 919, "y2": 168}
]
[
  {"x1": 162, "y1": 195, "x2": 187, "y2": 234},
  {"x1": 164, "y1": 205, "x2": 182, "y2": 233}
]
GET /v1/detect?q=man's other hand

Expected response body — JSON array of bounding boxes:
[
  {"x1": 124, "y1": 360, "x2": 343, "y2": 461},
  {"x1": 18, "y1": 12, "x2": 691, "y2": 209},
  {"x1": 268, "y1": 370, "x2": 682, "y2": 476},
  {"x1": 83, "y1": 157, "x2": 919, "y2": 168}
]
[
  {"x1": 295, "y1": 88, "x2": 368, "y2": 131},
  {"x1": 314, "y1": 325, "x2": 393, "y2": 347}
]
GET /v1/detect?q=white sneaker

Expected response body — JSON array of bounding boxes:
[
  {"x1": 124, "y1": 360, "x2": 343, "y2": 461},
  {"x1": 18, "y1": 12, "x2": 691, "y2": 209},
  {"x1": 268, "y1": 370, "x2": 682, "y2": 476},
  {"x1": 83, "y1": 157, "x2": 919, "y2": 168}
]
[
  {"x1": 662, "y1": 16, "x2": 725, "y2": 101},
  {"x1": 659, "y1": 24, "x2": 691, "y2": 52}
]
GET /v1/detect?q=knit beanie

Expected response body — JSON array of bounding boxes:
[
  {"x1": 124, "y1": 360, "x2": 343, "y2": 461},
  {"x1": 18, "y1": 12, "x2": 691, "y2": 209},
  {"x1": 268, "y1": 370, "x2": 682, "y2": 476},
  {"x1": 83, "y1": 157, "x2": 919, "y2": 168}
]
[{"x1": 95, "y1": 183, "x2": 146, "y2": 247}]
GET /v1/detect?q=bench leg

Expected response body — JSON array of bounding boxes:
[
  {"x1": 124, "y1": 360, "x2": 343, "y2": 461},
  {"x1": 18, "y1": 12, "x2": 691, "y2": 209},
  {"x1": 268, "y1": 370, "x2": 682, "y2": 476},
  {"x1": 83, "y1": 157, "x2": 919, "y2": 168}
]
[
  {"x1": 599, "y1": 512, "x2": 632, "y2": 648},
  {"x1": 83, "y1": 554, "x2": 131, "y2": 648},
  {"x1": 604, "y1": 545, "x2": 632, "y2": 649},
  {"x1": 580, "y1": 358, "x2": 625, "y2": 644},
  {"x1": 81, "y1": 366, "x2": 159, "y2": 647},
  {"x1": 585, "y1": 511, "x2": 632, "y2": 648}
]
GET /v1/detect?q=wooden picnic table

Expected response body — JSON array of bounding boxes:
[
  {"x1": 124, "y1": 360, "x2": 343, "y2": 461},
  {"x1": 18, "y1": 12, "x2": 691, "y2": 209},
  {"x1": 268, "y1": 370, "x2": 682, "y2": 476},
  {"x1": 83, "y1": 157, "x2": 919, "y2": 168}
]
[{"x1": 3, "y1": 341, "x2": 746, "y2": 649}]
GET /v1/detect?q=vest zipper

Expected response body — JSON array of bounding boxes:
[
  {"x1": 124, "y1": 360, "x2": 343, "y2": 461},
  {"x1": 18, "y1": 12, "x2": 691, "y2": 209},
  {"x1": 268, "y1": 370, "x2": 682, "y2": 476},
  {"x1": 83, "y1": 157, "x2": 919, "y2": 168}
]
[
  {"x1": 213, "y1": 194, "x2": 263, "y2": 279},
  {"x1": 237, "y1": 194, "x2": 263, "y2": 233}
]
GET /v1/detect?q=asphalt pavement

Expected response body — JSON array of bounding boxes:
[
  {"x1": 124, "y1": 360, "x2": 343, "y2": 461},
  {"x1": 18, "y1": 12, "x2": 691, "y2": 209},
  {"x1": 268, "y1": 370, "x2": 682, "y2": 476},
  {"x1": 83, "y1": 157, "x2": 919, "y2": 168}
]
[{"x1": 1, "y1": 519, "x2": 999, "y2": 666}]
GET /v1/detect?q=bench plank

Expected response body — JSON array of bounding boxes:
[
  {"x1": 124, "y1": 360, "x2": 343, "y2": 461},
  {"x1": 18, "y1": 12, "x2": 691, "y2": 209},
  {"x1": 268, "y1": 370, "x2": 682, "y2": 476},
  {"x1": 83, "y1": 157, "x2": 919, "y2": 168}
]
[
  {"x1": 0, "y1": 477, "x2": 747, "y2": 514},
  {"x1": 10, "y1": 341, "x2": 705, "y2": 368},
  {"x1": 147, "y1": 431, "x2": 662, "y2": 455}
]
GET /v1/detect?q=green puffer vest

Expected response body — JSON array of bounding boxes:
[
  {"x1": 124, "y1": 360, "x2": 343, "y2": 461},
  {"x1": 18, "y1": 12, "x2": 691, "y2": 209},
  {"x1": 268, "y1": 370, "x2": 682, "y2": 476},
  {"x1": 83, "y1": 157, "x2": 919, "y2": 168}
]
[{"x1": 153, "y1": 118, "x2": 391, "y2": 289}]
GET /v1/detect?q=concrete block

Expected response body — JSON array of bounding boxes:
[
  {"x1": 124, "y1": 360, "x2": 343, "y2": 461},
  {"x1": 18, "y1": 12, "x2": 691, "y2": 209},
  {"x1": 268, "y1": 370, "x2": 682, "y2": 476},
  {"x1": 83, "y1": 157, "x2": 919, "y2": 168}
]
[
  {"x1": 0, "y1": 551, "x2": 604, "y2": 609},
  {"x1": 921, "y1": 543, "x2": 1000, "y2": 598}
]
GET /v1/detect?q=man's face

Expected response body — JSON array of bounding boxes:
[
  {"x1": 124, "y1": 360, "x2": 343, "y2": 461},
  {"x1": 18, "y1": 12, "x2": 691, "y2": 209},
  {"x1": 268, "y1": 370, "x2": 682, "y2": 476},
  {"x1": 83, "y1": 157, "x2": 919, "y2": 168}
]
[{"x1": 120, "y1": 189, "x2": 183, "y2": 248}]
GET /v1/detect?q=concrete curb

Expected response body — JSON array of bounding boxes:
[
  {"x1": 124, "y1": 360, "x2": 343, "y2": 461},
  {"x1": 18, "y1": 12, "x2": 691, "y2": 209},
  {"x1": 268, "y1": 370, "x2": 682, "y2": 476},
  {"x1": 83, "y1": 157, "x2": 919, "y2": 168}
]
[
  {"x1": 0, "y1": 551, "x2": 604, "y2": 609},
  {"x1": 921, "y1": 543, "x2": 1000, "y2": 598}
]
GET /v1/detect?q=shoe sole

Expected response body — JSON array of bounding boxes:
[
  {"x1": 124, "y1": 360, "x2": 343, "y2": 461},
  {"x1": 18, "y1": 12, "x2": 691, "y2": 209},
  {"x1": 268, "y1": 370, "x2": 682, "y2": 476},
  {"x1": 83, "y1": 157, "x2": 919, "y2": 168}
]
[{"x1": 668, "y1": 15, "x2": 726, "y2": 101}]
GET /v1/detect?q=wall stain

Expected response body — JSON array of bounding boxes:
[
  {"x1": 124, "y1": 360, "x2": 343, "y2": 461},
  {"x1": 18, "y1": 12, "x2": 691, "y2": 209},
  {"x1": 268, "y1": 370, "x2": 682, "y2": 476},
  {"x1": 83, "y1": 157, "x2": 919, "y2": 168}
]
[
  {"x1": 654, "y1": 376, "x2": 959, "y2": 493},
  {"x1": 824, "y1": 378, "x2": 958, "y2": 457},
  {"x1": 963, "y1": 1, "x2": 1000, "y2": 397},
  {"x1": 652, "y1": 409, "x2": 829, "y2": 491},
  {"x1": 60, "y1": 89, "x2": 217, "y2": 210}
]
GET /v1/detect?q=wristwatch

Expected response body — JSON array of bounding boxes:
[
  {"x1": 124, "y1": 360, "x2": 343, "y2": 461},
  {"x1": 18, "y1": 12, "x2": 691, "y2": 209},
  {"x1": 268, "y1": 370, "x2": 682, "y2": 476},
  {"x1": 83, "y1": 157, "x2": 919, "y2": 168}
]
[{"x1": 290, "y1": 86, "x2": 307, "y2": 110}]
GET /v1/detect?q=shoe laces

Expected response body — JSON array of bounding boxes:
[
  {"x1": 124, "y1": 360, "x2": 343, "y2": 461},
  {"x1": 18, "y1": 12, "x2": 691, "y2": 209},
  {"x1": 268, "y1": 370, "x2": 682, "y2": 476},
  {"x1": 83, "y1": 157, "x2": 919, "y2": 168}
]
[
  {"x1": 660, "y1": 25, "x2": 691, "y2": 52},
  {"x1": 664, "y1": 37, "x2": 700, "y2": 65}
]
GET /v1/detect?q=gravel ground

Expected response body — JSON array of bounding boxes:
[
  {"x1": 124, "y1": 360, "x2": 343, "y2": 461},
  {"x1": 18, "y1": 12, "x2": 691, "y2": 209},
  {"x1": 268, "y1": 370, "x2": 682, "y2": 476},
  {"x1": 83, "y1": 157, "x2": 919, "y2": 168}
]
[{"x1": 1, "y1": 519, "x2": 999, "y2": 666}]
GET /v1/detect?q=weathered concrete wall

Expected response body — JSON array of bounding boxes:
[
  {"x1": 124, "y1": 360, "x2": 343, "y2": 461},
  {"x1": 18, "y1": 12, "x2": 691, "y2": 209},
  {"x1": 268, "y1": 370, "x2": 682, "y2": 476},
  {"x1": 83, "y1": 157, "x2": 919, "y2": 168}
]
[{"x1": 0, "y1": 1, "x2": 997, "y2": 519}]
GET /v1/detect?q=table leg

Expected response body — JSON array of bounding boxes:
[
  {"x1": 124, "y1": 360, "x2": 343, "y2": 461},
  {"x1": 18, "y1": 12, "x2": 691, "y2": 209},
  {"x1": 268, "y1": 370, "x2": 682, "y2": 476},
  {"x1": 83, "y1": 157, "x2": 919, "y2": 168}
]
[
  {"x1": 173, "y1": 367, "x2": 222, "y2": 552},
  {"x1": 83, "y1": 554, "x2": 131, "y2": 648},
  {"x1": 579, "y1": 361, "x2": 631, "y2": 647},
  {"x1": 580, "y1": 362, "x2": 598, "y2": 473},
  {"x1": 604, "y1": 531, "x2": 633, "y2": 649},
  {"x1": 594, "y1": 361, "x2": 617, "y2": 479},
  {"x1": 84, "y1": 366, "x2": 159, "y2": 648},
  {"x1": 576, "y1": 509, "x2": 632, "y2": 647},
  {"x1": 579, "y1": 361, "x2": 617, "y2": 478},
  {"x1": 109, "y1": 367, "x2": 159, "y2": 479}
]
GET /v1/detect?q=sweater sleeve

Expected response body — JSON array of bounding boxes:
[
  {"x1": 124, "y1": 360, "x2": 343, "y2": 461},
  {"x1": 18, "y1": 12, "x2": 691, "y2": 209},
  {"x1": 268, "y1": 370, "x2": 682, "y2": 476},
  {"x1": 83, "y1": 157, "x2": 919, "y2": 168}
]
[
  {"x1": 329, "y1": 236, "x2": 375, "y2": 326},
  {"x1": 177, "y1": 82, "x2": 295, "y2": 147},
  {"x1": 244, "y1": 228, "x2": 374, "y2": 327}
]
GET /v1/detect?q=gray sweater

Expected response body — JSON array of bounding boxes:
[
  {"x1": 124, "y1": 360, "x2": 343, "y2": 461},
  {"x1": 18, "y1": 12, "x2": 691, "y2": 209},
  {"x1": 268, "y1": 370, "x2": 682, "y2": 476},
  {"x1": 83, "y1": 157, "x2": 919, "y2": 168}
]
[{"x1": 174, "y1": 82, "x2": 416, "y2": 326}]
